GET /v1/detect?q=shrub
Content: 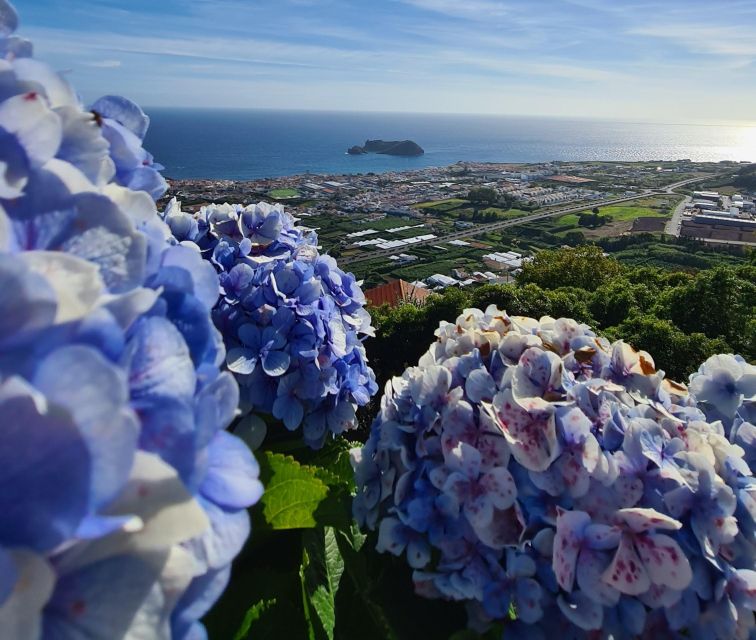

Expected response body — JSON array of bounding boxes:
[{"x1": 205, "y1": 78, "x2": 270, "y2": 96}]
[
  {"x1": 0, "y1": 4, "x2": 262, "y2": 637},
  {"x1": 354, "y1": 307, "x2": 755, "y2": 638},
  {"x1": 162, "y1": 199, "x2": 378, "y2": 449}
]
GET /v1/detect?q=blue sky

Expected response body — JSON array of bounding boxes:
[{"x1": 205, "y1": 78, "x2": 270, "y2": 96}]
[{"x1": 14, "y1": 0, "x2": 756, "y2": 122}]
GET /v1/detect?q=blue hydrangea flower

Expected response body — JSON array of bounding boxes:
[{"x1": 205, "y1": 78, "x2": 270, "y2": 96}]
[
  {"x1": 90, "y1": 95, "x2": 167, "y2": 200},
  {"x1": 0, "y1": 3, "x2": 262, "y2": 637},
  {"x1": 162, "y1": 198, "x2": 378, "y2": 449},
  {"x1": 689, "y1": 354, "x2": 756, "y2": 428},
  {"x1": 353, "y1": 306, "x2": 755, "y2": 638}
]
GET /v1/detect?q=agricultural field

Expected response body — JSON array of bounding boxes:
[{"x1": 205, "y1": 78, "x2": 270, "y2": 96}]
[
  {"x1": 605, "y1": 237, "x2": 749, "y2": 269},
  {"x1": 356, "y1": 242, "x2": 506, "y2": 288},
  {"x1": 545, "y1": 196, "x2": 680, "y2": 238},
  {"x1": 413, "y1": 198, "x2": 527, "y2": 222},
  {"x1": 301, "y1": 212, "x2": 451, "y2": 258},
  {"x1": 414, "y1": 198, "x2": 467, "y2": 211},
  {"x1": 268, "y1": 188, "x2": 300, "y2": 199}
]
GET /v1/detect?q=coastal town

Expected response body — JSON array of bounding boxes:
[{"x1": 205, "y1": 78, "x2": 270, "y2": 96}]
[{"x1": 163, "y1": 159, "x2": 754, "y2": 300}]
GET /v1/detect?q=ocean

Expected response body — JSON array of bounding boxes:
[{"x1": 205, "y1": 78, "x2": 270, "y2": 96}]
[{"x1": 143, "y1": 109, "x2": 756, "y2": 181}]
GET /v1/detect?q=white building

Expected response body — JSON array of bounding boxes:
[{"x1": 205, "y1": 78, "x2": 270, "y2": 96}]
[{"x1": 427, "y1": 274, "x2": 458, "y2": 288}]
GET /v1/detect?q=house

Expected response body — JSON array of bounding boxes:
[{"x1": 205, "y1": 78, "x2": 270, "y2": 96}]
[
  {"x1": 427, "y1": 274, "x2": 459, "y2": 288},
  {"x1": 693, "y1": 191, "x2": 721, "y2": 203},
  {"x1": 364, "y1": 279, "x2": 431, "y2": 307},
  {"x1": 388, "y1": 253, "x2": 418, "y2": 265}
]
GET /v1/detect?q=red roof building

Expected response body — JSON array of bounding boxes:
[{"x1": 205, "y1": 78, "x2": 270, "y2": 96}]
[{"x1": 364, "y1": 279, "x2": 431, "y2": 308}]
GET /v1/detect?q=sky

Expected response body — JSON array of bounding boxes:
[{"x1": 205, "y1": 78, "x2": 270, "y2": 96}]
[{"x1": 13, "y1": 0, "x2": 756, "y2": 123}]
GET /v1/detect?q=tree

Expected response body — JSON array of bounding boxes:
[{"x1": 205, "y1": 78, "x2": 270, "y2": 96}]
[
  {"x1": 578, "y1": 212, "x2": 606, "y2": 228},
  {"x1": 590, "y1": 279, "x2": 644, "y2": 328},
  {"x1": 656, "y1": 266, "x2": 756, "y2": 358},
  {"x1": 609, "y1": 314, "x2": 730, "y2": 381},
  {"x1": 592, "y1": 206, "x2": 600, "y2": 214},
  {"x1": 517, "y1": 245, "x2": 623, "y2": 292},
  {"x1": 563, "y1": 231, "x2": 586, "y2": 246},
  {"x1": 467, "y1": 187, "x2": 498, "y2": 214},
  {"x1": 497, "y1": 193, "x2": 515, "y2": 211}
]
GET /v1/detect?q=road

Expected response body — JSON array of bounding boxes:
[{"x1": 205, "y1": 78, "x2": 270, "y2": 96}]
[
  {"x1": 341, "y1": 175, "x2": 711, "y2": 267},
  {"x1": 664, "y1": 195, "x2": 690, "y2": 237},
  {"x1": 663, "y1": 176, "x2": 705, "y2": 193}
]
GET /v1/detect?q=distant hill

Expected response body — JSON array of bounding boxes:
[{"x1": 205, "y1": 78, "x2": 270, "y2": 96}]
[
  {"x1": 733, "y1": 163, "x2": 756, "y2": 190},
  {"x1": 348, "y1": 139, "x2": 424, "y2": 157}
]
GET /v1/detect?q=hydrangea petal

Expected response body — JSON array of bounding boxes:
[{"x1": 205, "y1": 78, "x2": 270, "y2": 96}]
[
  {"x1": 616, "y1": 508, "x2": 681, "y2": 533},
  {"x1": 556, "y1": 591, "x2": 603, "y2": 631},
  {"x1": 43, "y1": 551, "x2": 172, "y2": 640},
  {"x1": 261, "y1": 348, "x2": 290, "y2": 377},
  {"x1": 124, "y1": 316, "x2": 197, "y2": 402},
  {"x1": 90, "y1": 95, "x2": 150, "y2": 140},
  {"x1": 554, "y1": 509, "x2": 590, "y2": 591},
  {"x1": 0, "y1": 379, "x2": 91, "y2": 551},
  {"x1": 0, "y1": 91, "x2": 61, "y2": 167},
  {"x1": 602, "y1": 534, "x2": 650, "y2": 596},
  {"x1": 0, "y1": 551, "x2": 54, "y2": 640},
  {"x1": 200, "y1": 431, "x2": 263, "y2": 510},
  {"x1": 493, "y1": 388, "x2": 559, "y2": 472},
  {"x1": 34, "y1": 345, "x2": 138, "y2": 509},
  {"x1": 635, "y1": 533, "x2": 692, "y2": 591}
]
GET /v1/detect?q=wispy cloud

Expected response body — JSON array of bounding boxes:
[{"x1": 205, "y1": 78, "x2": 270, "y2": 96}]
[
  {"x1": 14, "y1": 0, "x2": 756, "y2": 121},
  {"x1": 631, "y1": 24, "x2": 756, "y2": 57},
  {"x1": 397, "y1": 0, "x2": 508, "y2": 21},
  {"x1": 86, "y1": 59, "x2": 121, "y2": 68}
]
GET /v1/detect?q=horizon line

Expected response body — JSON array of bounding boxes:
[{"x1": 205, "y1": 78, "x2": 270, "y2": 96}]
[{"x1": 139, "y1": 105, "x2": 756, "y2": 129}]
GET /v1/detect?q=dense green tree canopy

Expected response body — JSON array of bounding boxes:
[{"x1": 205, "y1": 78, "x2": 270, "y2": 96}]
[
  {"x1": 656, "y1": 266, "x2": 756, "y2": 357},
  {"x1": 517, "y1": 245, "x2": 623, "y2": 291},
  {"x1": 467, "y1": 187, "x2": 498, "y2": 207},
  {"x1": 606, "y1": 314, "x2": 730, "y2": 380},
  {"x1": 364, "y1": 248, "x2": 754, "y2": 392}
]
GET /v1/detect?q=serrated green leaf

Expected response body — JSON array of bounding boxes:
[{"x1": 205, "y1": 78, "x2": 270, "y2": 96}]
[
  {"x1": 233, "y1": 599, "x2": 277, "y2": 640},
  {"x1": 314, "y1": 467, "x2": 343, "y2": 487},
  {"x1": 309, "y1": 439, "x2": 360, "y2": 490},
  {"x1": 342, "y1": 521, "x2": 367, "y2": 552},
  {"x1": 259, "y1": 452, "x2": 329, "y2": 530},
  {"x1": 301, "y1": 526, "x2": 345, "y2": 640}
]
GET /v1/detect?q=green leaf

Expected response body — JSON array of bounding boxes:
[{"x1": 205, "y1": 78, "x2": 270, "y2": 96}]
[
  {"x1": 312, "y1": 483, "x2": 355, "y2": 531},
  {"x1": 233, "y1": 599, "x2": 277, "y2": 640},
  {"x1": 309, "y1": 439, "x2": 360, "y2": 490},
  {"x1": 301, "y1": 526, "x2": 345, "y2": 640},
  {"x1": 334, "y1": 531, "x2": 399, "y2": 640},
  {"x1": 259, "y1": 452, "x2": 329, "y2": 530},
  {"x1": 342, "y1": 521, "x2": 367, "y2": 553},
  {"x1": 214, "y1": 562, "x2": 307, "y2": 640}
]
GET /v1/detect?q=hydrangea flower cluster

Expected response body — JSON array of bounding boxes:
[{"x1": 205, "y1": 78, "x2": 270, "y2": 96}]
[
  {"x1": 162, "y1": 198, "x2": 378, "y2": 449},
  {"x1": 0, "y1": 3, "x2": 263, "y2": 638},
  {"x1": 353, "y1": 306, "x2": 756, "y2": 639}
]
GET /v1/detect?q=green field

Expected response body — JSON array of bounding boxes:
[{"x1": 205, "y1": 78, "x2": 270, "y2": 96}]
[
  {"x1": 414, "y1": 198, "x2": 530, "y2": 224},
  {"x1": 414, "y1": 198, "x2": 466, "y2": 210},
  {"x1": 542, "y1": 196, "x2": 681, "y2": 239},
  {"x1": 268, "y1": 188, "x2": 300, "y2": 199},
  {"x1": 556, "y1": 204, "x2": 666, "y2": 228},
  {"x1": 479, "y1": 207, "x2": 530, "y2": 220}
]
